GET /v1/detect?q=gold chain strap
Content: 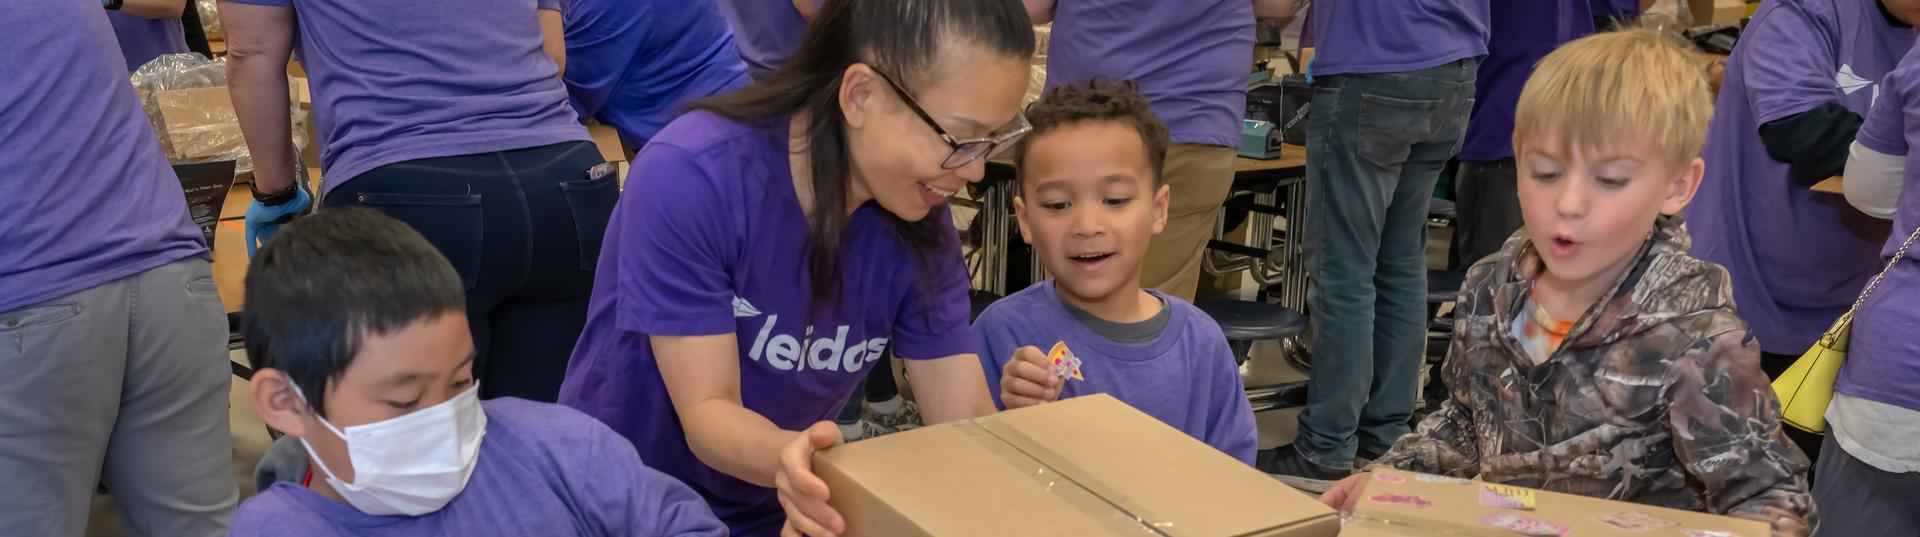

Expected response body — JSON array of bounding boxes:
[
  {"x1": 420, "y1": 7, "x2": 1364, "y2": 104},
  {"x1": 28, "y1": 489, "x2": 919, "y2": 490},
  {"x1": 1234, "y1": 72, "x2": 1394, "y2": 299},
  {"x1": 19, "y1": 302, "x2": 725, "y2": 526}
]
[{"x1": 1828, "y1": 224, "x2": 1920, "y2": 340}]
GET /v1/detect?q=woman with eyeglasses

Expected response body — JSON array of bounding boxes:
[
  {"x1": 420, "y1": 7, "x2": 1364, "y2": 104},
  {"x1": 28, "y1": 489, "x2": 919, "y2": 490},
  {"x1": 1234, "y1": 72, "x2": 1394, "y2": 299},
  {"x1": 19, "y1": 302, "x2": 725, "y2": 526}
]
[{"x1": 555, "y1": 0, "x2": 1033, "y2": 535}]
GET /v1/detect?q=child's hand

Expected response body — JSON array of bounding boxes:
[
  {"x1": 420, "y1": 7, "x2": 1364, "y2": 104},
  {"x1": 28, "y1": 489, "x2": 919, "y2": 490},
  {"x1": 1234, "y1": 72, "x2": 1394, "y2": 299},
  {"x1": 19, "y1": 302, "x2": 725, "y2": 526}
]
[
  {"x1": 1000, "y1": 345, "x2": 1062, "y2": 409},
  {"x1": 778, "y1": 422, "x2": 844, "y2": 537},
  {"x1": 1318, "y1": 473, "x2": 1371, "y2": 517}
]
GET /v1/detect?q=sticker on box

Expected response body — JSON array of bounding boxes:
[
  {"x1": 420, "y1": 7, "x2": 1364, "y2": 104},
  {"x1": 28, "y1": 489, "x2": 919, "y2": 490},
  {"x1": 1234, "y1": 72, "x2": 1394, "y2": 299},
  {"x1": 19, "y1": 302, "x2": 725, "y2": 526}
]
[
  {"x1": 1594, "y1": 511, "x2": 1679, "y2": 532},
  {"x1": 1413, "y1": 474, "x2": 1472, "y2": 485},
  {"x1": 1368, "y1": 493, "x2": 1431, "y2": 508},
  {"x1": 1046, "y1": 342, "x2": 1084, "y2": 381},
  {"x1": 1482, "y1": 512, "x2": 1569, "y2": 536},
  {"x1": 1479, "y1": 483, "x2": 1536, "y2": 510},
  {"x1": 1372, "y1": 473, "x2": 1406, "y2": 484},
  {"x1": 1683, "y1": 531, "x2": 1746, "y2": 537}
]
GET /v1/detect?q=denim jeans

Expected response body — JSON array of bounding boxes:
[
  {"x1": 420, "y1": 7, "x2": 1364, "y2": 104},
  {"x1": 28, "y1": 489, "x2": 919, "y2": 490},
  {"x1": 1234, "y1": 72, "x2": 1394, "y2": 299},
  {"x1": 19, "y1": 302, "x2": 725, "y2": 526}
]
[
  {"x1": 326, "y1": 141, "x2": 614, "y2": 403},
  {"x1": 1450, "y1": 158, "x2": 1522, "y2": 271},
  {"x1": 1296, "y1": 60, "x2": 1477, "y2": 470}
]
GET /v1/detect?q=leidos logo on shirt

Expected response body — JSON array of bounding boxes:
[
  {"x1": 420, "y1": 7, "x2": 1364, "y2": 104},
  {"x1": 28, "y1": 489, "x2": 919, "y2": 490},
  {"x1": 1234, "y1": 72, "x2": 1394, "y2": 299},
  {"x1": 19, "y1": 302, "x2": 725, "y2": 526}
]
[{"x1": 735, "y1": 298, "x2": 888, "y2": 373}]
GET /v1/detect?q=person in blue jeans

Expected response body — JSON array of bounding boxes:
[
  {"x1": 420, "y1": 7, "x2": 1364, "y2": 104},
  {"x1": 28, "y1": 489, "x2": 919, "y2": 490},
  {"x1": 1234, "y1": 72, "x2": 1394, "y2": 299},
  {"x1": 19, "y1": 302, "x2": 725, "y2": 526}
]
[
  {"x1": 1261, "y1": 0, "x2": 1489, "y2": 492},
  {"x1": 560, "y1": 0, "x2": 750, "y2": 151},
  {"x1": 222, "y1": 0, "x2": 615, "y2": 403}
]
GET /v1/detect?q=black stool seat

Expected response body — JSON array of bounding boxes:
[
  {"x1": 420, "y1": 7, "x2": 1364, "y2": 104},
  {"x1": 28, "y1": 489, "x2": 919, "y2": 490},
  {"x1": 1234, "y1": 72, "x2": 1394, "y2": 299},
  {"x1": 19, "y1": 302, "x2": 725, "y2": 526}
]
[
  {"x1": 1428, "y1": 198, "x2": 1457, "y2": 220},
  {"x1": 1427, "y1": 269, "x2": 1465, "y2": 304},
  {"x1": 1197, "y1": 299, "x2": 1307, "y2": 341}
]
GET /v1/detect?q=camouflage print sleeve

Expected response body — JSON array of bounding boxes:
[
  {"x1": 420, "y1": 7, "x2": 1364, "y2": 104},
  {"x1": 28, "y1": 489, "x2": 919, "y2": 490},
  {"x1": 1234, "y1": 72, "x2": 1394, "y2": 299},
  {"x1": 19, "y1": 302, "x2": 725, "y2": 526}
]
[
  {"x1": 1377, "y1": 334, "x2": 1480, "y2": 477},
  {"x1": 1662, "y1": 326, "x2": 1816, "y2": 536}
]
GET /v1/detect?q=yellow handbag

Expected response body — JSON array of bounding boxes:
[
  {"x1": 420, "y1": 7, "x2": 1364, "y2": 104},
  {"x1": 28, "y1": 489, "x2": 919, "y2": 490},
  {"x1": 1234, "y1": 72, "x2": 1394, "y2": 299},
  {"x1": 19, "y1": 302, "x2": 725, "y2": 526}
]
[{"x1": 1773, "y1": 224, "x2": 1920, "y2": 433}]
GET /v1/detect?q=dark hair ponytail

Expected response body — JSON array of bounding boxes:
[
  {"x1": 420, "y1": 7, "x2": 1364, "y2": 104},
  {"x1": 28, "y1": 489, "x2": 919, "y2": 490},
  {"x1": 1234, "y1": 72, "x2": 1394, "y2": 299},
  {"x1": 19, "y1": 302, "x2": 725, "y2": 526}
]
[{"x1": 690, "y1": 0, "x2": 1033, "y2": 314}]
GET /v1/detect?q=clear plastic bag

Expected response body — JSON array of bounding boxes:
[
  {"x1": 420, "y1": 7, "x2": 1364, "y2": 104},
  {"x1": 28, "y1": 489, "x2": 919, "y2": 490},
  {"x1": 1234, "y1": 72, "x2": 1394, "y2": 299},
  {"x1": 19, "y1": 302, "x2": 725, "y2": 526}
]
[
  {"x1": 196, "y1": 0, "x2": 221, "y2": 41},
  {"x1": 130, "y1": 53, "x2": 309, "y2": 183}
]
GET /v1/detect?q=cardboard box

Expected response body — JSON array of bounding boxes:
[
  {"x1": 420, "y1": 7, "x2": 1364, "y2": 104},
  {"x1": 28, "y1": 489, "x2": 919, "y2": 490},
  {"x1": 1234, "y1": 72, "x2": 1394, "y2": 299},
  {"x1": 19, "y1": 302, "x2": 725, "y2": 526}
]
[
  {"x1": 1340, "y1": 469, "x2": 1772, "y2": 537},
  {"x1": 153, "y1": 86, "x2": 244, "y2": 162},
  {"x1": 815, "y1": 394, "x2": 1339, "y2": 537},
  {"x1": 1689, "y1": 0, "x2": 1745, "y2": 25}
]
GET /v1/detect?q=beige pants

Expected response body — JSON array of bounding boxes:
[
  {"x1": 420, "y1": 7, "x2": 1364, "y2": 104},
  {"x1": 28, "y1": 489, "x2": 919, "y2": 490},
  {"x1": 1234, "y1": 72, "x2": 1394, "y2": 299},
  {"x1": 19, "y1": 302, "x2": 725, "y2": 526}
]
[{"x1": 1141, "y1": 143, "x2": 1237, "y2": 301}]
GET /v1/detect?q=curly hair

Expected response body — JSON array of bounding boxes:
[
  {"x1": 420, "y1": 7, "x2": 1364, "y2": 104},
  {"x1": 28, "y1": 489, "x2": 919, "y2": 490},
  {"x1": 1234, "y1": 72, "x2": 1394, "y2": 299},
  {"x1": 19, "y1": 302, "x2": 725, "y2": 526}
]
[{"x1": 1013, "y1": 77, "x2": 1171, "y2": 186}]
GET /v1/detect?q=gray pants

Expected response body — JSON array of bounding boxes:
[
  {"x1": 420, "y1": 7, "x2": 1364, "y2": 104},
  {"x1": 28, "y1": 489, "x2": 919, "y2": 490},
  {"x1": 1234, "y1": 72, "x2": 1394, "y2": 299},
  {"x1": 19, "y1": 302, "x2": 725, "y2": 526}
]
[
  {"x1": 0, "y1": 257, "x2": 237, "y2": 536},
  {"x1": 1812, "y1": 434, "x2": 1920, "y2": 536},
  {"x1": 1296, "y1": 59, "x2": 1478, "y2": 469},
  {"x1": 1449, "y1": 158, "x2": 1522, "y2": 271}
]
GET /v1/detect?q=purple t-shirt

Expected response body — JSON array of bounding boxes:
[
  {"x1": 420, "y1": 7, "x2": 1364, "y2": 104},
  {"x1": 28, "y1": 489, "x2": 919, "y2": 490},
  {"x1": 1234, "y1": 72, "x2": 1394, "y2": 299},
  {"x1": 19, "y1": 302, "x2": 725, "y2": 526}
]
[
  {"x1": 712, "y1": 0, "x2": 811, "y2": 80},
  {"x1": 106, "y1": 11, "x2": 189, "y2": 73},
  {"x1": 973, "y1": 280, "x2": 1258, "y2": 464},
  {"x1": 1458, "y1": 0, "x2": 1591, "y2": 162},
  {"x1": 1044, "y1": 0, "x2": 1253, "y2": 147},
  {"x1": 1689, "y1": 0, "x2": 1910, "y2": 354},
  {"x1": 562, "y1": 0, "x2": 750, "y2": 147},
  {"x1": 1308, "y1": 0, "x2": 1490, "y2": 76},
  {"x1": 227, "y1": 0, "x2": 590, "y2": 193},
  {"x1": 1, "y1": 2, "x2": 204, "y2": 314},
  {"x1": 227, "y1": 399, "x2": 727, "y2": 537},
  {"x1": 1590, "y1": 0, "x2": 1640, "y2": 18},
  {"x1": 557, "y1": 111, "x2": 976, "y2": 536},
  {"x1": 1839, "y1": 42, "x2": 1920, "y2": 412}
]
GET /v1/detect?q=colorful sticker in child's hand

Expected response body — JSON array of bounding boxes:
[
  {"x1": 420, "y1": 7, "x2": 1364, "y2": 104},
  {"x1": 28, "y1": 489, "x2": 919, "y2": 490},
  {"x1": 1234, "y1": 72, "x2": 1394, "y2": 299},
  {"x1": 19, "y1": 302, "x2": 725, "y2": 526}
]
[
  {"x1": 1372, "y1": 472, "x2": 1406, "y2": 484},
  {"x1": 1479, "y1": 483, "x2": 1536, "y2": 510},
  {"x1": 1047, "y1": 342, "x2": 1084, "y2": 381},
  {"x1": 1414, "y1": 474, "x2": 1472, "y2": 485},
  {"x1": 1482, "y1": 512, "x2": 1569, "y2": 536},
  {"x1": 1368, "y1": 493, "x2": 1431, "y2": 508},
  {"x1": 1594, "y1": 511, "x2": 1679, "y2": 532}
]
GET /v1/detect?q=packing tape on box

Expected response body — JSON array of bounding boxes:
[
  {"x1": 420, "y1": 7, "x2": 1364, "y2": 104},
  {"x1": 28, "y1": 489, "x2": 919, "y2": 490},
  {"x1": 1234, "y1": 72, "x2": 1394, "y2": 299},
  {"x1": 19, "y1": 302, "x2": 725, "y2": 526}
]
[{"x1": 963, "y1": 418, "x2": 1190, "y2": 537}]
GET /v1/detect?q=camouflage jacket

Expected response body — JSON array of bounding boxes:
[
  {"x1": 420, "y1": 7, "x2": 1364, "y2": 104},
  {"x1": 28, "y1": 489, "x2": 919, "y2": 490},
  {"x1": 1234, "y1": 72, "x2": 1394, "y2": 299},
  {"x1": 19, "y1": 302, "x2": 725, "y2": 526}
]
[{"x1": 1378, "y1": 218, "x2": 1816, "y2": 533}]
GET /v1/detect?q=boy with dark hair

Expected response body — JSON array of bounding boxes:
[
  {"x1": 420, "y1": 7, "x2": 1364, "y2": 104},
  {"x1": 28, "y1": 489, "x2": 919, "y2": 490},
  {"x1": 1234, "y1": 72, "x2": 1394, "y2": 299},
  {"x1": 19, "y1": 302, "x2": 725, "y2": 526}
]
[
  {"x1": 1316, "y1": 30, "x2": 1816, "y2": 537},
  {"x1": 979, "y1": 80, "x2": 1258, "y2": 462},
  {"x1": 231, "y1": 208, "x2": 724, "y2": 536}
]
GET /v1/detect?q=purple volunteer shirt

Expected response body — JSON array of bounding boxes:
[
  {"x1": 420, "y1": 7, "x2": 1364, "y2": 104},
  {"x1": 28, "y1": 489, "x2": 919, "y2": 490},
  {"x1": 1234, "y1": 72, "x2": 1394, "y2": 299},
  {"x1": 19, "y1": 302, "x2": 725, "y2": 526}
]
[
  {"x1": 713, "y1": 0, "x2": 813, "y2": 80},
  {"x1": 1044, "y1": 0, "x2": 1253, "y2": 147},
  {"x1": 228, "y1": 399, "x2": 727, "y2": 537},
  {"x1": 1690, "y1": 0, "x2": 1910, "y2": 354},
  {"x1": 1458, "y1": 0, "x2": 1592, "y2": 162},
  {"x1": 1308, "y1": 0, "x2": 1490, "y2": 76},
  {"x1": 106, "y1": 11, "x2": 189, "y2": 73},
  {"x1": 1838, "y1": 42, "x2": 1920, "y2": 412},
  {"x1": 973, "y1": 280, "x2": 1258, "y2": 464},
  {"x1": 557, "y1": 111, "x2": 976, "y2": 537},
  {"x1": 1590, "y1": 0, "x2": 1640, "y2": 18},
  {"x1": 1, "y1": 2, "x2": 204, "y2": 315},
  {"x1": 562, "y1": 0, "x2": 750, "y2": 147},
  {"x1": 226, "y1": 0, "x2": 590, "y2": 194}
]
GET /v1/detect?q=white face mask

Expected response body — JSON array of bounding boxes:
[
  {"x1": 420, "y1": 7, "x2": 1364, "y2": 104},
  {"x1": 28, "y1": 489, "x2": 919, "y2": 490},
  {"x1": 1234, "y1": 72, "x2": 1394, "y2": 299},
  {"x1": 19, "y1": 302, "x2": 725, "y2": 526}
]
[{"x1": 290, "y1": 382, "x2": 487, "y2": 516}]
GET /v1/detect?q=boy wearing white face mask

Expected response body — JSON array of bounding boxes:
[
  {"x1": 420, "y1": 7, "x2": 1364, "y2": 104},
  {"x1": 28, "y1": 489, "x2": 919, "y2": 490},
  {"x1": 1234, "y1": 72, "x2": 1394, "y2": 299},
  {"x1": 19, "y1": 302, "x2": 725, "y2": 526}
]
[{"x1": 231, "y1": 208, "x2": 726, "y2": 536}]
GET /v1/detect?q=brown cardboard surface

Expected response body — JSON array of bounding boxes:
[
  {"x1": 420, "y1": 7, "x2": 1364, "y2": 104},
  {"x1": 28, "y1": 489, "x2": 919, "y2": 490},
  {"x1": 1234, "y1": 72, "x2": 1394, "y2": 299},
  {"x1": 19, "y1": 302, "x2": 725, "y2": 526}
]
[
  {"x1": 1343, "y1": 469, "x2": 1771, "y2": 537},
  {"x1": 154, "y1": 86, "x2": 244, "y2": 162},
  {"x1": 815, "y1": 394, "x2": 1339, "y2": 537},
  {"x1": 1689, "y1": 0, "x2": 1745, "y2": 25}
]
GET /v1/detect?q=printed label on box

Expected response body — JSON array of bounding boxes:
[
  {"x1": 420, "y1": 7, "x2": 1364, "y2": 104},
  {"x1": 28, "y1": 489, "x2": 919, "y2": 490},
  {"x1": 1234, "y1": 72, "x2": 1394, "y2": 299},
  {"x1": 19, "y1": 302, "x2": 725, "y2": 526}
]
[
  {"x1": 1483, "y1": 512, "x2": 1569, "y2": 536},
  {"x1": 1369, "y1": 493, "x2": 1432, "y2": 508},
  {"x1": 1479, "y1": 483, "x2": 1537, "y2": 510},
  {"x1": 1413, "y1": 474, "x2": 1472, "y2": 485},
  {"x1": 1594, "y1": 511, "x2": 1680, "y2": 532}
]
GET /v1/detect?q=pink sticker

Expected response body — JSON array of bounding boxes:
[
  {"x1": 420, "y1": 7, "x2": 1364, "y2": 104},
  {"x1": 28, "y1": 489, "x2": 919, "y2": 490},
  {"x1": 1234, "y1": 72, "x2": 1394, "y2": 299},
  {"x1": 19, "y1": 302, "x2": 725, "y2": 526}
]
[
  {"x1": 1369, "y1": 493, "x2": 1432, "y2": 508},
  {"x1": 1373, "y1": 473, "x2": 1406, "y2": 484},
  {"x1": 1684, "y1": 531, "x2": 1744, "y2": 537},
  {"x1": 1594, "y1": 511, "x2": 1679, "y2": 533},
  {"x1": 1482, "y1": 512, "x2": 1569, "y2": 536}
]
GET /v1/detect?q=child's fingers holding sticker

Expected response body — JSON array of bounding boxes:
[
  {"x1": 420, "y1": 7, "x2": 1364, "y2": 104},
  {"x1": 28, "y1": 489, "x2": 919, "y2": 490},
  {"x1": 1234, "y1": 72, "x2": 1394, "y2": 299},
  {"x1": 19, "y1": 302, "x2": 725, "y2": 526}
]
[{"x1": 1000, "y1": 346, "x2": 1061, "y2": 409}]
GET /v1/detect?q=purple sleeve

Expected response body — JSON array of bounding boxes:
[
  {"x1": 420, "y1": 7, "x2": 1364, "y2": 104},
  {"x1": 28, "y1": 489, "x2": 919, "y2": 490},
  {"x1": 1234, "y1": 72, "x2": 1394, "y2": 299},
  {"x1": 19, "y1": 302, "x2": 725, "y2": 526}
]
[
  {"x1": 1859, "y1": 68, "x2": 1911, "y2": 155},
  {"x1": 572, "y1": 421, "x2": 729, "y2": 537},
  {"x1": 1193, "y1": 318, "x2": 1258, "y2": 465},
  {"x1": 614, "y1": 144, "x2": 739, "y2": 336},
  {"x1": 972, "y1": 305, "x2": 1017, "y2": 411},
  {"x1": 224, "y1": 0, "x2": 293, "y2": 5},
  {"x1": 1741, "y1": 3, "x2": 1841, "y2": 124},
  {"x1": 538, "y1": 0, "x2": 566, "y2": 11},
  {"x1": 890, "y1": 210, "x2": 977, "y2": 360}
]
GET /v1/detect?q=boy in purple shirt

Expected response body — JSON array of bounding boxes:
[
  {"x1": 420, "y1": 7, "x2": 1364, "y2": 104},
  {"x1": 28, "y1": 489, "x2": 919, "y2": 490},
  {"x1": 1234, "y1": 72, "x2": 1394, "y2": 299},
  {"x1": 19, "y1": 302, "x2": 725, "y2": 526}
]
[
  {"x1": 982, "y1": 80, "x2": 1258, "y2": 464},
  {"x1": 231, "y1": 208, "x2": 724, "y2": 537}
]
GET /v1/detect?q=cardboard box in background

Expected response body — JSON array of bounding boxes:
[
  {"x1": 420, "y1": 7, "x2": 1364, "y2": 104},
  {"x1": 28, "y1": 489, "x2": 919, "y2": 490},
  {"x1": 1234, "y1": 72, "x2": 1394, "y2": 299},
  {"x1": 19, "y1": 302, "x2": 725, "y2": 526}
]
[
  {"x1": 1340, "y1": 469, "x2": 1772, "y2": 537},
  {"x1": 154, "y1": 86, "x2": 244, "y2": 162},
  {"x1": 815, "y1": 394, "x2": 1340, "y2": 537}
]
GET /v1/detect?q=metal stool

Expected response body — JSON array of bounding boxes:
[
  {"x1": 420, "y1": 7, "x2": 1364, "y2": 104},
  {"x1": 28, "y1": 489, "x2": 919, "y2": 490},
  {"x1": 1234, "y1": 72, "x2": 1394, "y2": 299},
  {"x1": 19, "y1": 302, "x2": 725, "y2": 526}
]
[{"x1": 1197, "y1": 298, "x2": 1310, "y2": 412}]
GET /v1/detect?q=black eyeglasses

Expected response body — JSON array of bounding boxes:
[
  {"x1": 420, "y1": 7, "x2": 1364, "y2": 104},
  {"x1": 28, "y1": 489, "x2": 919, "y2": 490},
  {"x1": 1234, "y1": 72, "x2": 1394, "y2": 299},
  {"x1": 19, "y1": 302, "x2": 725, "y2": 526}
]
[{"x1": 870, "y1": 66, "x2": 1032, "y2": 169}]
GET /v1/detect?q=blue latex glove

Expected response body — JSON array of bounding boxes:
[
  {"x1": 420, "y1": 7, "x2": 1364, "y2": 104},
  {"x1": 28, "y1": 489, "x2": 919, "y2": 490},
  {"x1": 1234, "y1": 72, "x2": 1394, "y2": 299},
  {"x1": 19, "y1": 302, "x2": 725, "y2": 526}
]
[
  {"x1": 245, "y1": 185, "x2": 312, "y2": 257},
  {"x1": 1303, "y1": 53, "x2": 1316, "y2": 86}
]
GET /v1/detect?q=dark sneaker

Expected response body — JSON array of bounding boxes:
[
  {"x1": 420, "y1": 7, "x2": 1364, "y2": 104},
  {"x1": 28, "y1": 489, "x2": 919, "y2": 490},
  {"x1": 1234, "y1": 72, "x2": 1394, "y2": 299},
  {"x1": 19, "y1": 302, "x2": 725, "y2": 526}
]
[
  {"x1": 1354, "y1": 444, "x2": 1390, "y2": 469},
  {"x1": 838, "y1": 420, "x2": 897, "y2": 443},
  {"x1": 863, "y1": 397, "x2": 923, "y2": 432},
  {"x1": 1258, "y1": 444, "x2": 1351, "y2": 493}
]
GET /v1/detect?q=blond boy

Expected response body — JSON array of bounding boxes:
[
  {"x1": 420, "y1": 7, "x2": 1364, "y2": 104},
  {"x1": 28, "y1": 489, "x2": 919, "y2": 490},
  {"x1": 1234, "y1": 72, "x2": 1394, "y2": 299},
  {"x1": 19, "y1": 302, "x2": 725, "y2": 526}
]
[{"x1": 1319, "y1": 30, "x2": 1817, "y2": 537}]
